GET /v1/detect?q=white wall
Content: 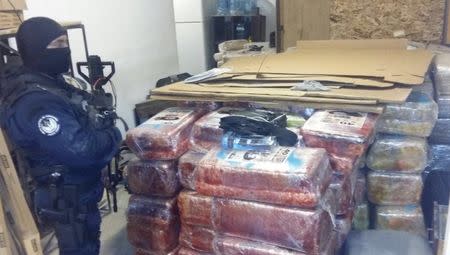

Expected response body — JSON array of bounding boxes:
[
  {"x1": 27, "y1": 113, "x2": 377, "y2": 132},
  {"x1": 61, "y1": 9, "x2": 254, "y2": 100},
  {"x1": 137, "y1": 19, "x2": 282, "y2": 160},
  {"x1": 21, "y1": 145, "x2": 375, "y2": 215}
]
[{"x1": 24, "y1": 0, "x2": 179, "y2": 132}]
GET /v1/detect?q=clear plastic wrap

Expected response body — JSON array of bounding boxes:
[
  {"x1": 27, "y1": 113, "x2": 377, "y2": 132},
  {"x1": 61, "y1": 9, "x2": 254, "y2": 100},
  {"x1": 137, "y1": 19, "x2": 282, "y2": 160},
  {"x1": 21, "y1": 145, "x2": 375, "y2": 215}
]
[
  {"x1": 375, "y1": 205, "x2": 427, "y2": 237},
  {"x1": 126, "y1": 195, "x2": 180, "y2": 252},
  {"x1": 377, "y1": 92, "x2": 438, "y2": 138},
  {"x1": 180, "y1": 224, "x2": 214, "y2": 253},
  {"x1": 190, "y1": 107, "x2": 244, "y2": 153},
  {"x1": 126, "y1": 158, "x2": 180, "y2": 197},
  {"x1": 335, "y1": 215, "x2": 352, "y2": 250},
  {"x1": 330, "y1": 174, "x2": 353, "y2": 216},
  {"x1": 213, "y1": 236, "x2": 308, "y2": 255},
  {"x1": 126, "y1": 107, "x2": 204, "y2": 160},
  {"x1": 352, "y1": 203, "x2": 369, "y2": 231},
  {"x1": 178, "y1": 191, "x2": 213, "y2": 228},
  {"x1": 436, "y1": 95, "x2": 450, "y2": 119},
  {"x1": 212, "y1": 198, "x2": 334, "y2": 254},
  {"x1": 366, "y1": 135, "x2": 428, "y2": 173},
  {"x1": 354, "y1": 171, "x2": 367, "y2": 206},
  {"x1": 429, "y1": 119, "x2": 450, "y2": 145},
  {"x1": 381, "y1": 92, "x2": 438, "y2": 122},
  {"x1": 135, "y1": 247, "x2": 179, "y2": 255},
  {"x1": 177, "y1": 247, "x2": 213, "y2": 255},
  {"x1": 428, "y1": 144, "x2": 450, "y2": 172},
  {"x1": 328, "y1": 153, "x2": 359, "y2": 177},
  {"x1": 367, "y1": 171, "x2": 423, "y2": 205},
  {"x1": 196, "y1": 146, "x2": 332, "y2": 208},
  {"x1": 178, "y1": 151, "x2": 206, "y2": 190},
  {"x1": 301, "y1": 111, "x2": 378, "y2": 158},
  {"x1": 412, "y1": 75, "x2": 434, "y2": 99},
  {"x1": 432, "y1": 54, "x2": 450, "y2": 95}
]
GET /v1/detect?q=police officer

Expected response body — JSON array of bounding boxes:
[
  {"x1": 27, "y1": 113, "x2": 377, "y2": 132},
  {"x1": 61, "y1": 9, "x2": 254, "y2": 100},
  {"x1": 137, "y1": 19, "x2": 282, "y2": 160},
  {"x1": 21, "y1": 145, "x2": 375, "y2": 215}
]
[{"x1": 0, "y1": 17, "x2": 122, "y2": 254}]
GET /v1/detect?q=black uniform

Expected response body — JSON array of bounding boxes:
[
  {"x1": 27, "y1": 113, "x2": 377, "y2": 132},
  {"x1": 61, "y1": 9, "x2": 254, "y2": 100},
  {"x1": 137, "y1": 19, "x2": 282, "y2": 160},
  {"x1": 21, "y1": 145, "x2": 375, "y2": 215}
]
[{"x1": 0, "y1": 17, "x2": 121, "y2": 255}]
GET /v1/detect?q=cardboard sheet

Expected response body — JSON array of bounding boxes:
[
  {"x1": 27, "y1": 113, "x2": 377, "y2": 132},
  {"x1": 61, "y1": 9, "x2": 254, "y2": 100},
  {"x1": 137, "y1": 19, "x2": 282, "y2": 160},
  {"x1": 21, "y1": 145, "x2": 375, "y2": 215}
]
[
  {"x1": 152, "y1": 82, "x2": 410, "y2": 104},
  {"x1": 150, "y1": 95, "x2": 385, "y2": 114},
  {"x1": 296, "y1": 39, "x2": 408, "y2": 50}
]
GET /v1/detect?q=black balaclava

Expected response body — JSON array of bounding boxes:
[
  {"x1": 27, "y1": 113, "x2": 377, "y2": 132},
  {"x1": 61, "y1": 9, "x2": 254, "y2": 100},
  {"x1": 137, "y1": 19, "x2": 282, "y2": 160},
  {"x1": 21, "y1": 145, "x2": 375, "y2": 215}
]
[{"x1": 16, "y1": 17, "x2": 71, "y2": 77}]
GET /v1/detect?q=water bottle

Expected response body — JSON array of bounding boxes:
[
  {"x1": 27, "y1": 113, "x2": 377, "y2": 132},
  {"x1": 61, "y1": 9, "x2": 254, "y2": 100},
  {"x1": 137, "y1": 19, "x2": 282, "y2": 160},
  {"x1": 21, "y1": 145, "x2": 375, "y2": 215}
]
[
  {"x1": 229, "y1": 0, "x2": 243, "y2": 16},
  {"x1": 217, "y1": 0, "x2": 229, "y2": 16}
]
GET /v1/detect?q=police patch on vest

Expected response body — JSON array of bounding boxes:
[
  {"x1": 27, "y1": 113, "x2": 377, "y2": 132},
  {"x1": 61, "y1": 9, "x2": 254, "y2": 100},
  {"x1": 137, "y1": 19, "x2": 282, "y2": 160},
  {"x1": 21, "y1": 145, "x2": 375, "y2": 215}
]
[{"x1": 38, "y1": 115, "x2": 60, "y2": 136}]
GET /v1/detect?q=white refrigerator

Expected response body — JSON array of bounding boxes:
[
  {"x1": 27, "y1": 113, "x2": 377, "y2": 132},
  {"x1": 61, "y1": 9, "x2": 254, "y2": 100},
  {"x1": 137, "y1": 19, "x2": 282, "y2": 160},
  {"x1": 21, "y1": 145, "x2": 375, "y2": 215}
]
[{"x1": 173, "y1": 0, "x2": 217, "y2": 75}]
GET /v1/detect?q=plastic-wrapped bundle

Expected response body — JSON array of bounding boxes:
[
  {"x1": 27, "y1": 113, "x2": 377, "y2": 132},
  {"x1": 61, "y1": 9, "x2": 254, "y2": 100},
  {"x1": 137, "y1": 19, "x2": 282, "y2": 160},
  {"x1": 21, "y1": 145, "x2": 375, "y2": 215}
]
[
  {"x1": 354, "y1": 171, "x2": 367, "y2": 206},
  {"x1": 212, "y1": 198, "x2": 333, "y2": 254},
  {"x1": 213, "y1": 235, "x2": 337, "y2": 255},
  {"x1": 197, "y1": 146, "x2": 332, "y2": 208},
  {"x1": 352, "y1": 203, "x2": 369, "y2": 231},
  {"x1": 330, "y1": 174, "x2": 354, "y2": 216},
  {"x1": 432, "y1": 54, "x2": 450, "y2": 95},
  {"x1": 335, "y1": 215, "x2": 352, "y2": 250},
  {"x1": 366, "y1": 135, "x2": 428, "y2": 173},
  {"x1": 127, "y1": 158, "x2": 180, "y2": 197},
  {"x1": 428, "y1": 144, "x2": 450, "y2": 172},
  {"x1": 127, "y1": 196, "x2": 180, "y2": 252},
  {"x1": 334, "y1": 215, "x2": 352, "y2": 250},
  {"x1": 377, "y1": 92, "x2": 438, "y2": 137},
  {"x1": 180, "y1": 224, "x2": 214, "y2": 252},
  {"x1": 429, "y1": 119, "x2": 450, "y2": 145},
  {"x1": 375, "y1": 205, "x2": 426, "y2": 237},
  {"x1": 367, "y1": 171, "x2": 423, "y2": 205},
  {"x1": 126, "y1": 107, "x2": 204, "y2": 160},
  {"x1": 178, "y1": 247, "x2": 213, "y2": 255},
  {"x1": 178, "y1": 191, "x2": 213, "y2": 228},
  {"x1": 412, "y1": 75, "x2": 434, "y2": 99},
  {"x1": 301, "y1": 111, "x2": 378, "y2": 158},
  {"x1": 436, "y1": 95, "x2": 450, "y2": 119},
  {"x1": 190, "y1": 107, "x2": 244, "y2": 152},
  {"x1": 135, "y1": 247, "x2": 179, "y2": 255},
  {"x1": 328, "y1": 153, "x2": 359, "y2": 177},
  {"x1": 178, "y1": 151, "x2": 206, "y2": 190}
]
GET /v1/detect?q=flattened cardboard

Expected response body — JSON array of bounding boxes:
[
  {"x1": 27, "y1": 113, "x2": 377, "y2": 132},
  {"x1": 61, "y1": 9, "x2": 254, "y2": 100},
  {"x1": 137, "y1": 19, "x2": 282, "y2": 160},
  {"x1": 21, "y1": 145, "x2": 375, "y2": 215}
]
[
  {"x1": 0, "y1": 0, "x2": 26, "y2": 10},
  {"x1": 150, "y1": 95, "x2": 385, "y2": 114},
  {"x1": 152, "y1": 82, "x2": 409, "y2": 104},
  {"x1": 297, "y1": 39, "x2": 408, "y2": 49},
  {"x1": 221, "y1": 55, "x2": 267, "y2": 73}
]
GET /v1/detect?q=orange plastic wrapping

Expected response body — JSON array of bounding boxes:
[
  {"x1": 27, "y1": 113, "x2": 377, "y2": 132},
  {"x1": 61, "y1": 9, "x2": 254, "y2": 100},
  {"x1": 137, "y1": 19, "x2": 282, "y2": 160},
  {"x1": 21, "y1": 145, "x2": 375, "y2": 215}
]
[
  {"x1": 126, "y1": 196, "x2": 180, "y2": 253},
  {"x1": 126, "y1": 107, "x2": 204, "y2": 160},
  {"x1": 127, "y1": 158, "x2": 180, "y2": 197},
  {"x1": 180, "y1": 224, "x2": 214, "y2": 253},
  {"x1": 301, "y1": 111, "x2": 378, "y2": 158},
  {"x1": 177, "y1": 247, "x2": 214, "y2": 255},
  {"x1": 178, "y1": 191, "x2": 213, "y2": 228},
  {"x1": 197, "y1": 147, "x2": 332, "y2": 208},
  {"x1": 212, "y1": 198, "x2": 333, "y2": 254},
  {"x1": 178, "y1": 151, "x2": 206, "y2": 190}
]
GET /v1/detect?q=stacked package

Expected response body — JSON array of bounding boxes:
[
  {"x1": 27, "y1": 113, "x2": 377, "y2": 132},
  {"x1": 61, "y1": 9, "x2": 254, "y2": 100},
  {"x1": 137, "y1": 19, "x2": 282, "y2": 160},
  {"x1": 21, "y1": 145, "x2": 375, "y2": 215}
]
[
  {"x1": 430, "y1": 55, "x2": 450, "y2": 144},
  {"x1": 180, "y1": 146, "x2": 336, "y2": 255},
  {"x1": 301, "y1": 110, "x2": 378, "y2": 249},
  {"x1": 367, "y1": 91, "x2": 438, "y2": 237},
  {"x1": 126, "y1": 107, "x2": 206, "y2": 254}
]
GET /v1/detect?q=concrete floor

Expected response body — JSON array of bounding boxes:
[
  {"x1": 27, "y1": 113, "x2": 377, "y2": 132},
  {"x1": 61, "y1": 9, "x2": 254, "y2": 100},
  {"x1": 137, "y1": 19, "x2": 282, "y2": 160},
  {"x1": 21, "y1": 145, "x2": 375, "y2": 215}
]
[{"x1": 42, "y1": 186, "x2": 134, "y2": 255}]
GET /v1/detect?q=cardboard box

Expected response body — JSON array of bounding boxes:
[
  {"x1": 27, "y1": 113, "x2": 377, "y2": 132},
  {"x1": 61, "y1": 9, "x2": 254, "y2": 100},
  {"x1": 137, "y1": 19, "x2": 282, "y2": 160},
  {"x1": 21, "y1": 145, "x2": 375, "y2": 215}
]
[
  {"x1": 0, "y1": 0, "x2": 26, "y2": 11},
  {"x1": 0, "y1": 11, "x2": 22, "y2": 30}
]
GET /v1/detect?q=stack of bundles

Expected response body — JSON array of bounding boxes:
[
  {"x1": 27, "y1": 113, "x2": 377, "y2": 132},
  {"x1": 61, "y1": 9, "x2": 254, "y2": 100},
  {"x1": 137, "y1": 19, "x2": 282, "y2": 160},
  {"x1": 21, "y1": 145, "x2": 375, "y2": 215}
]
[
  {"x1": 366, "y1": 136, "x2": 430, "y2": 237},
  {"x1": 430, "y1": 54, "x2": 450, "y2": 145},
  {"x1": 189, "y1": 146, "x2": 336, "y2": 255},
  {"x1": 300, "y1": 110, "x2": 378, "y2": 249},
  {"x1": 125, "y1": 107, "x2": 207, "y2": 254}
]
